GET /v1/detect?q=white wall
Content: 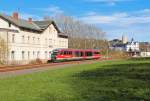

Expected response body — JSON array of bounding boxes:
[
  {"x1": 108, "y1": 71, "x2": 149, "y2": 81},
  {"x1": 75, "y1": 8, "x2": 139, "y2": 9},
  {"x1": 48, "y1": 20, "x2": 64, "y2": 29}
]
[
  {"x1": 140, "y1": 52, "x2": 150, "y2": 57},
  {"x1": 126, "y1": 42, "x2": 139, "y2": 52},
  {"x1": 0, "y1": 17, "x2": 68, "y2": 64}
]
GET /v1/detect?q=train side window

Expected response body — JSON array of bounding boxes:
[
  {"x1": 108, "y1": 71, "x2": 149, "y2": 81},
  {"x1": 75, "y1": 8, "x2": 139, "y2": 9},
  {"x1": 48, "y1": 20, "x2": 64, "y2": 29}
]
[
  {"x1": 85, "y1": 52, "x2": 93, "y2": 56},
  {"x1": 64, "y1": 51, "x2": 67, "y2": 55},
  {"x1": 75, "y1": 51, "x2": 79, "y2": 57},
  {"x1": 60, "y1": 51, "x2": 64, "y2": 55},
  {"x1": 81, "y1": 52, "x2": 83, "y2": 56},
  {"x1": 94, "y1": 52, "x2": 100, "y2": 54}
]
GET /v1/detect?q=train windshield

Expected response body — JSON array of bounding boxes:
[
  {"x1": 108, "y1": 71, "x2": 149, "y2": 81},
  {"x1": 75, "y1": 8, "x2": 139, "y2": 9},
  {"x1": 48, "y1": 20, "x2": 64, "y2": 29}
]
[
  {"x1": 51, "y1": 49, "x2": 60, "y2": 60},
  {"x1": 51, "y1": 50, "x2": 60, "y2": 55}
]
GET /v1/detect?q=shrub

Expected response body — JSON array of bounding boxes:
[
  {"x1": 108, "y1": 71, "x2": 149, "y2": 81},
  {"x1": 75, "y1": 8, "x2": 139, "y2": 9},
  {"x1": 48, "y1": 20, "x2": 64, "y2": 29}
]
[
  {"x1": 109, "y1": 50, "x2": 130, "y2": 59},
  {"x1": 29, "y1": 58, "x2": 43, "y2": 64}
]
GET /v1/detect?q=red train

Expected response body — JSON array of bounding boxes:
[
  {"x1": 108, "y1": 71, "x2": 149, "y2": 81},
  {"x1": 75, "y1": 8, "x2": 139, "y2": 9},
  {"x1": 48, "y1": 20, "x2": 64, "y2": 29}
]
[{"x1": 49, "y1": 48, "x2": 101, "y2": 62}]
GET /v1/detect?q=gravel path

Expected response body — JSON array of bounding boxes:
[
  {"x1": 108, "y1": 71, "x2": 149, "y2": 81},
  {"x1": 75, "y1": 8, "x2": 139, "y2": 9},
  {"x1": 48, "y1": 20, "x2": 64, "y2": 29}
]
[{"x1": 0, "y1": 60, "x2": 99, "y2": 78}]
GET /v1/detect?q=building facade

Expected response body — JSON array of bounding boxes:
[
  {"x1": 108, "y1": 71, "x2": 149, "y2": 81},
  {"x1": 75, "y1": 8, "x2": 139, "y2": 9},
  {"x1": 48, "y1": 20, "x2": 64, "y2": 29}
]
[
  {"x1": 125, "y1": 38, "x2": 139, "y2": 52},
  {"x1": 0, "y1": 12, "x2": 68, "y2": 64},
  {"x1": 109, "y1": 37, "x2": 140, "y2": 57}
]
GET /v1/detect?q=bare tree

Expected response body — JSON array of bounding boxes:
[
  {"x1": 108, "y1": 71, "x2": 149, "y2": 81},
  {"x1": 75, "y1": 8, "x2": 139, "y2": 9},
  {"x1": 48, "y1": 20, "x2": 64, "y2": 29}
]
[
  {"x1": 0, "y1": 37, "x2": 8, "y2": 64},
  {"x1": 46, "y1": 14, "x2": 106, "y2": 49}
]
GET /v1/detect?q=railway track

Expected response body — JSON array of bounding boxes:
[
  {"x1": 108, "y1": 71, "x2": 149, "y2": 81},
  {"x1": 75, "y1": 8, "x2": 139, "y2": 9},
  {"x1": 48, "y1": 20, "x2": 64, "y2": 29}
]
[{"x1": 0, "y1": 59, "x2": 104, "y2": 72}]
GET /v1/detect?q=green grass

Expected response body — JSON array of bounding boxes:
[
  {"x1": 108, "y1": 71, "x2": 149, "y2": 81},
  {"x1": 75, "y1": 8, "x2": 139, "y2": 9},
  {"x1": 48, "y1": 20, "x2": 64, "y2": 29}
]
[{"x1": 0, "y1": 59, "x2": 150, "y2": 101}]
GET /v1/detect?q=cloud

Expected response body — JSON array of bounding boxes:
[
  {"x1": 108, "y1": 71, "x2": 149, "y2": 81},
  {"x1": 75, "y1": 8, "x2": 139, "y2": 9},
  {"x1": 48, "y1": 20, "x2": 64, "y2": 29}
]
[
  {"x1": 79, "y1": 9, "x2": 150, "y2": 41},
  {"x1": 80, "y1": 9, "x2": 150, "y2": 26},
  {"x1": 41, "y1": 5, "x2": 64, "y2": 15},
  {"x1": 86, "y1": 0, "x2": 134, "y2": 6},
  {"x1": 87, "y1": 0, "x2": 133, "y2": 2}
]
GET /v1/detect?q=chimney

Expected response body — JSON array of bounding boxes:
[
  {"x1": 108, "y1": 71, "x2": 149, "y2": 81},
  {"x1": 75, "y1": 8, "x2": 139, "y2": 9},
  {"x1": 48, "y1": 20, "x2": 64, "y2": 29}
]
[
  {"x1": 28, "y1": 18, "x2": 32, "y2": 23},
  {"x1": 13, "y1": 12, "x2": 19, "y2": 19}
]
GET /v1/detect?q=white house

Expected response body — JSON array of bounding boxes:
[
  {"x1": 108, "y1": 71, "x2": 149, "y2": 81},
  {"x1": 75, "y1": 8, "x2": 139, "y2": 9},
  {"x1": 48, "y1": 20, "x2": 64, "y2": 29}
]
[
  {"x1": 125, "y1": 38, "x2": 139, "y2": 52},
  {"x1": 0, "y1": 12, "x2": 68, "y2": 64},
  {"x1": 140, "y1": 52, "x2": 150, "y2": 57}
]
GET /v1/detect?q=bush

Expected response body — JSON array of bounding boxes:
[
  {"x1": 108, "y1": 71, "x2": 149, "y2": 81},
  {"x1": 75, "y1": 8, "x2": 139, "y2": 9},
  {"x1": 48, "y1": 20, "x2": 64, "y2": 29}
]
[
  {"x1": 29, "y1": 58, "x2": 43, "y2": 64},
  {"x1": 109, "y1": 50, "x2": 130, "y2": 59},
  {"x1": 129, "y1": 57, "x2": 150, "y2": 61}
]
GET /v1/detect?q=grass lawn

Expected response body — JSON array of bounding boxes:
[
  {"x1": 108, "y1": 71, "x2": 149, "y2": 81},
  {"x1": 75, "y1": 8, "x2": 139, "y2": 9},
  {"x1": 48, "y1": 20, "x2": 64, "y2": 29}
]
[{"x1": 0, "y1": 59, "x2": 150, "y2": 101}]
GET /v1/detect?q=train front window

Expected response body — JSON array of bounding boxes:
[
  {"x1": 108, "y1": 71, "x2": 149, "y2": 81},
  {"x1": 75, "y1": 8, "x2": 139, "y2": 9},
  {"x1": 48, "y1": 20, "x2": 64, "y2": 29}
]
[
  {"x1": 51, "y1": 50, "x2": 60, "y2": 56},
  {"x1": 51, "y1": 50, "x2": 60, "y2": 60}
]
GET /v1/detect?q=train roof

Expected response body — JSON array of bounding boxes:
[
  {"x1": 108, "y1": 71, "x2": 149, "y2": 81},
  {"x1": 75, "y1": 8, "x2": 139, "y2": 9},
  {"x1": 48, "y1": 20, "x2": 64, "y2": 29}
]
[{"x1": 53, "y1": 48, "x2": 100, "y2": 51}]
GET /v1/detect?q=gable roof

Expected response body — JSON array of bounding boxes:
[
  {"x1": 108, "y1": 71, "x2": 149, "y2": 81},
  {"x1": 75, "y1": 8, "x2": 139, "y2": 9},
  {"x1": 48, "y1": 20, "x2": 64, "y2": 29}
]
[
  {"x1": 33, "y1": 20, "x2": 61, "y2": 32},
  {"x1": 34, "y1": 20, "x2": 68, "y2": 38},
  {"x1": 0, "y1": 13, "x2": 68, "y2": 38},
  {"x1": 0, "y1": 13, "x2": 41, "y2": 31}
]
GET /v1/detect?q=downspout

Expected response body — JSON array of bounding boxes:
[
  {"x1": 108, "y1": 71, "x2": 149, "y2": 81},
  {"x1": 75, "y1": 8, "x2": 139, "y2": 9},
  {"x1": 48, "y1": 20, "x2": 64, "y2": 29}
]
[{"x1": 6, "y1": 31, "x2": 9, "y2": 65}]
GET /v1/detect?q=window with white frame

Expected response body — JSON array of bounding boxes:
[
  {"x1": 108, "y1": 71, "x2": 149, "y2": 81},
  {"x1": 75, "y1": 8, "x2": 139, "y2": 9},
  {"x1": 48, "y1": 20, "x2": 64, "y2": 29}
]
[
  {"x1": 11, "y1": 51, "x2": 15, "y2": 60},
  {"x1": 37, "y1": 51, "x2": 40, "y2": 58},
  {"x1": 49, "y1": 39, "x2": 52, "y2": 47},
  {"x1": 9, "y1": 23, "x2": 11, "y2": 27},
  {"x1": 45, "y1": 51, "x2": 47, "y2": 59},
  {"x1": 28, "y1": 36, "x2": 30, "y2": 43},
  {"x1": 12, "y1": 34, "x2": 15, "y2": 43},
  {"x1": 28, "y1": 51, "x2": 30, "y2": 59},
  {"x1": 49, "y1": 39, "x2": 52, "y2": 45},
  {"x1": 45, "y1": 38, "x2": 47, "y2": 45},
  {"x1": 22, "y1": 51, "x2": 25, "y2": 60},
  {"x1": 22, "y1": 35, "x2": 25, "y2": 43},
  {"x1": 49, "y1": 51, "x2": 51, "y2": 58},
  {"x1": 33, "y1": 37, "x2": 35, "y2": 44},
  {"x1": 38, "y1": 38, "x2": 40, "y2": 44},
  {"x1": 33, "y1": 51, "x2": 35, "y2": 58},
  {"x1": 59, "y1": 41, "x2": 62, "y2": 47},
  {"x1": 54, "y1": 40, "x2": 56, "y2": 46}
]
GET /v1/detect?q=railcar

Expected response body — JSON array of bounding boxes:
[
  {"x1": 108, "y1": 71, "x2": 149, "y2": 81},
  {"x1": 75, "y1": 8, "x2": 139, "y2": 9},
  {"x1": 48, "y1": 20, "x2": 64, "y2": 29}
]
[{"x1": 49, "y1": 48, "x2": 101, "y2": 62}]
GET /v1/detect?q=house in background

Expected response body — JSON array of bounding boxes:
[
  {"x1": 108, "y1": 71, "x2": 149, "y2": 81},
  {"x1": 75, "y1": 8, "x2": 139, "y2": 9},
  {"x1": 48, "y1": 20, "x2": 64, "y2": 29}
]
[
  {"x1": 109, "y1": 35, "x2": 140, "y2": 57},
  {"x1": 109, "y1": 39, "x2": 126, "y2": 51},
  {"x1": 125, "y1": 38, "x2": 140, "y2": 57},
  {"x1": 0, "y1": 12, "x2": 68, "y2": 64},
  {"x1": 140, "y1": 42, "x2": 150, "y2": 57},
  {"x1": 125, "y1": 38, "x2": 139, "y2": 52}
]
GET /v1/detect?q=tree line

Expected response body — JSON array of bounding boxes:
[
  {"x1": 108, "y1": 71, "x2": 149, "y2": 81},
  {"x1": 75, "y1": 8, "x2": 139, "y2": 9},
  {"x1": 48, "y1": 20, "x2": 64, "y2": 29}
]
[{"x1": 44, "y1": 14, "x2": 107, "y2": 50}]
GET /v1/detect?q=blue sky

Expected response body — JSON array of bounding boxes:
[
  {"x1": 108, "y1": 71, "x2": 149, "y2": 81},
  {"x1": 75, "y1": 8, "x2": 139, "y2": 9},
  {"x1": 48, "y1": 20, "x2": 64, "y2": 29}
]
[{"x1": 0, "y1": 0, "x2": 150, "y2": 42}]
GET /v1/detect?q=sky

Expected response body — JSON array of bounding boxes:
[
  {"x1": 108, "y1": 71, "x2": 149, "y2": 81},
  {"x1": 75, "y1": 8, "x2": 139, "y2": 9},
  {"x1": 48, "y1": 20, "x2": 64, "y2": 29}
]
[{"x1": 0, "y1": 0, "x2": 150, "y2": 42}]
